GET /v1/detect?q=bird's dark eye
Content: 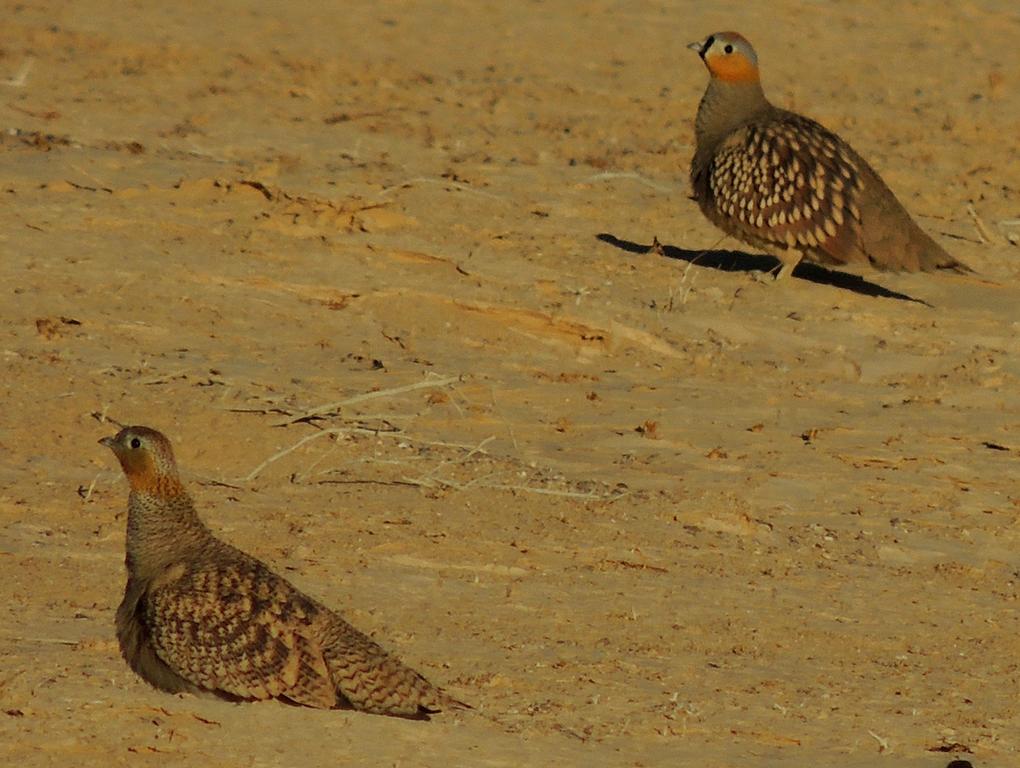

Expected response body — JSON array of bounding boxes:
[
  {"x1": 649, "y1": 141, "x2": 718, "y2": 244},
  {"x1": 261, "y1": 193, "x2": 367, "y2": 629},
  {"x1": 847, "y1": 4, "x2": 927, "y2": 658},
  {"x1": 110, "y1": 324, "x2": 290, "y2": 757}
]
[
  {"x1": 130, "y1": 437, "x2": 141, "y2": 449},
  {"x1": 724, "y1": 44, "x2": 734, "y2": 54}
]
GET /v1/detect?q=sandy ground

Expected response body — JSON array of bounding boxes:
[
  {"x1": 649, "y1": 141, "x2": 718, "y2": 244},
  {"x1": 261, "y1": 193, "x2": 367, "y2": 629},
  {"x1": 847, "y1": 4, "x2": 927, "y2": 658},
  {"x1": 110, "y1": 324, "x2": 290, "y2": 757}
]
[{"x1": 1, "y1": 1, "x2": 1018, "y2": 766}]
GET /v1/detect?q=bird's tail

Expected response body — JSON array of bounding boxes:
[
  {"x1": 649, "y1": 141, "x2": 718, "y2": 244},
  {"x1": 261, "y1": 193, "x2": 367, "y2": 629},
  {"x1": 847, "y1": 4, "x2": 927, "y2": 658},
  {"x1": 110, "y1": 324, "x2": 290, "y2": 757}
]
[
  {"x1": 857, "y1": 163, "x2": 974, "y2": 274},
  {"x1": 419, "y1": 685, "x2": 471, "y2": 713},
  {"x1": 918, "y1": 237, "x2": 974, "y2": 274}
]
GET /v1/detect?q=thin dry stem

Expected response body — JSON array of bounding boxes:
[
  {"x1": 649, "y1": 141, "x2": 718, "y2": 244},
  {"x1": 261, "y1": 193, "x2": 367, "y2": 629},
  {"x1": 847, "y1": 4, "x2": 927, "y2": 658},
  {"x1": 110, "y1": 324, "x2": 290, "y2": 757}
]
[
  {"x1": 277, "y1": 374, "x2": 462, "y2": 425},
  {"x1": 586, "y1": 172, "x2": 675, "y2": 194},
  {"x1": 80, "y1": 474, "x2": 99, "y2": 502},
  {"x1": 404, "y1": 435, "x2": 496, "y2": 487},
  {"x1": 243, "y1": 425, "x2": 482, "y2": 483},
  {"x1": 379, "y1": 177, "x2": 506, "y2": 201},
  {"x1": 4, "y1": 57, "x2": 34, "y2": 87},
  {"x1": 243, "y1": 429, "x2": 347, "y2": 482},
  {"x1": 966, "y1": 202, "x2": 1000, "y2": 245},
  {"x1": 486, "y1": 484, "x2": 628, "y2": 501}
]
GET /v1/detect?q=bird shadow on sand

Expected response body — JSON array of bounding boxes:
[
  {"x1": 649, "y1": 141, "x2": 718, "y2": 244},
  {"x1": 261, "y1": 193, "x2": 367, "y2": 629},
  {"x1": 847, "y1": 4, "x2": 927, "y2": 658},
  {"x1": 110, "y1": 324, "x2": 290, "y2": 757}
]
[{"x1": 596, "y1": 233, "x2": 932, "y2": 306}]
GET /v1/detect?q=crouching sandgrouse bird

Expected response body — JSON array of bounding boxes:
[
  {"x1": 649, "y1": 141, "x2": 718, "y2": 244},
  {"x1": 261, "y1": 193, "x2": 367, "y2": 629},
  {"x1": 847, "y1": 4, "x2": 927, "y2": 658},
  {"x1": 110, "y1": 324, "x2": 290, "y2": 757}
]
[
  {"x1": 99, "y1": 425, "x2": 464, "y2": 718},
  {"x1": 688, "y1": 32, "x2": 971, "y2": 279}
]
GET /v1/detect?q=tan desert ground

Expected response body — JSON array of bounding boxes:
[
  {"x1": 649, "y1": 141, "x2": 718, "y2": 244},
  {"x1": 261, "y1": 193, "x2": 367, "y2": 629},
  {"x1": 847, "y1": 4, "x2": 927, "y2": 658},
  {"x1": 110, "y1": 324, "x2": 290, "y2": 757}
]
[{"x1": 1, "y1": 1, "x2": 1018, "y2": 766}]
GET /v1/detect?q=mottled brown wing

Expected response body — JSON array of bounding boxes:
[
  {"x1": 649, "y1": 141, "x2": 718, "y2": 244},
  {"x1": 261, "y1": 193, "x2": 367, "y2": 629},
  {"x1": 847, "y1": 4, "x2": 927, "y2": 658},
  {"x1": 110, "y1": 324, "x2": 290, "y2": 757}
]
[
  {"x1": 708, "y1": 114, "x2": 866, "y2": 264},
  {"x1": 318, "y1": 614, "x2": 456, "y2": 716},
  {"x1": 143, "y1": 560, "x2": 337, "y2": 708}
]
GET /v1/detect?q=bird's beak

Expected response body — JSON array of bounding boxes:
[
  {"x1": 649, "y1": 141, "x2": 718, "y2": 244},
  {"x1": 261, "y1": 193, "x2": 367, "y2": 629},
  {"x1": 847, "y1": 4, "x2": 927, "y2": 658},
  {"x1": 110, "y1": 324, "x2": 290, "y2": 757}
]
[
  {"x1": 688, "y1": 38, "x2": 708, "y2": 58},
  {"x1": 99, "y1": 436, "x2": 116, "y2": 449}
]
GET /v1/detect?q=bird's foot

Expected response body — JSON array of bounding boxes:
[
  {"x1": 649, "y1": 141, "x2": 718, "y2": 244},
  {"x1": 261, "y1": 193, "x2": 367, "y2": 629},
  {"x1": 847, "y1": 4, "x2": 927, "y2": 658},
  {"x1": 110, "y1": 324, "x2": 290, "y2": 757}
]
[{"x1": 647, "y1": 236, "x2": 667, "y2": 258}]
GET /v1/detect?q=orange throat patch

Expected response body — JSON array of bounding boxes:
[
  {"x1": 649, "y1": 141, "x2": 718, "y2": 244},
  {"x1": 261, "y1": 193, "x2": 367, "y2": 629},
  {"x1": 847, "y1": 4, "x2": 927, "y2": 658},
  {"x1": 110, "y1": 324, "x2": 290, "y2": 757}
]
[
  {"x1": 117, "y1": 450, "x2": 183, "y2": 496},
  {"x1": 708, "y1": 55, "x2": 759, "y2": 84}
]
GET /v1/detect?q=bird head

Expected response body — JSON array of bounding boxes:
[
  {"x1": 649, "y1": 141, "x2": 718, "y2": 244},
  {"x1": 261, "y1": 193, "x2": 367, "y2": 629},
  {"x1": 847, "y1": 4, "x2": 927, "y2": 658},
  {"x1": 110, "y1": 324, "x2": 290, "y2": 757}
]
[
  {"x1": 100, "y1": 425, "x2": 183, "y2": 495},
  {"x1": 688, "y1": 32, "x2": 760, "y2": 83}
]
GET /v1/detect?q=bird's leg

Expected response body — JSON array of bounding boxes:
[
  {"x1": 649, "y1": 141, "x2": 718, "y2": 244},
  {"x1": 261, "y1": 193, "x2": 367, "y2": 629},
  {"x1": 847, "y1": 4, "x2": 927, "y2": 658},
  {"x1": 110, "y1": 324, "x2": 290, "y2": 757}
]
[{"x1": 770, "y1": 248, "x2": 803, "y2": 281}]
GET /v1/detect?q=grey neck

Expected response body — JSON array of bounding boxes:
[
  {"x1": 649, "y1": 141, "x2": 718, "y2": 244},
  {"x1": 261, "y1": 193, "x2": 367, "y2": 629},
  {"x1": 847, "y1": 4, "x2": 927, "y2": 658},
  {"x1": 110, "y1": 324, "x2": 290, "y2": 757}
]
[
  {"x1": 694, "y1": 78, "x2": 770, "y2": 153},
  {"x1": 124, "y1": 489, "x2": 215, "y2": 579}
]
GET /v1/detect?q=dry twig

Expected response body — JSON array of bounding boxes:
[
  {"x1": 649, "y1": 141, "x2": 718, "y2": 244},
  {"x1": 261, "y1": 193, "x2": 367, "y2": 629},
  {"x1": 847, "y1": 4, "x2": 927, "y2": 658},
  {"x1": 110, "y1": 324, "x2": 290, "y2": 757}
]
[
  {"x1": 379, "y1": 177, "x2": 505, "y2": 201},
  {"x1": 586, "y1": 172, "x2": 675, "y2": 194},
  {"x1": 966, "y1": 202, "x2": 1000, "y2": 245},
  {"x1": 243, "y1": 429, "x2": 347, "y2": 482},
  {"x1": 277, "y1": 374, "x2": 461, "y2": 425},
  {"x1": 4, "y1": 57, "x2": 34, "y2": 87}
]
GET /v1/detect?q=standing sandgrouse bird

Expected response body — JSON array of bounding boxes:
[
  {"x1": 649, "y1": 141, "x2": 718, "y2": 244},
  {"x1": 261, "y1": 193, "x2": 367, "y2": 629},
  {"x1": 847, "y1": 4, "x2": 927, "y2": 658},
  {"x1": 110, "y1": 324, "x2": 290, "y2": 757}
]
[
  {"x1": 688, "y1": 32, "x2": 971, "y2": 279},
  {"x1": 99, "y1": 425, "x2": 464, "y2": 718}
]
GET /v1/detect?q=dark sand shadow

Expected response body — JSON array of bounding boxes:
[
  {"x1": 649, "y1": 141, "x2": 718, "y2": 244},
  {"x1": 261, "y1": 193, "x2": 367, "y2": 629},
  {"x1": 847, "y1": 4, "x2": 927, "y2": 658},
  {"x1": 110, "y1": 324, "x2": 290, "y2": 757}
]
[{"x1": 596, "y1": 233, "x2": 931, "y2": 306}]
